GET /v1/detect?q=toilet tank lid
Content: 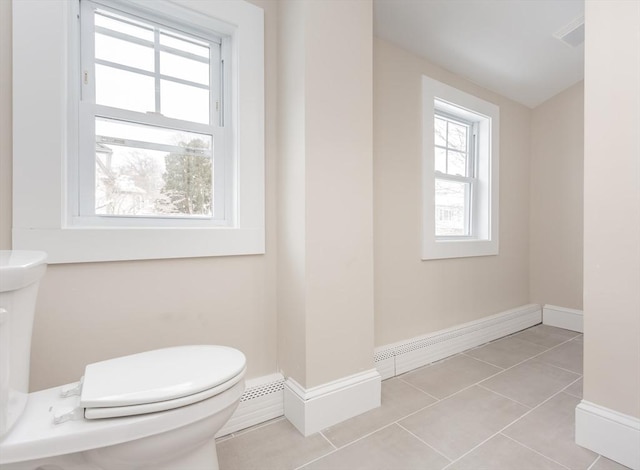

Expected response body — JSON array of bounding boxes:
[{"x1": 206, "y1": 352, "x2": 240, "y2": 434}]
[{"x1": 80, "y1": 345, "x2": 246, "y2": 408}]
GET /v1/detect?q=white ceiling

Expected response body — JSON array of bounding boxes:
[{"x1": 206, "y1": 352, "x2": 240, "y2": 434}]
[{"x1": 373, "y1": 0, "x2": 585, "y2": 108}]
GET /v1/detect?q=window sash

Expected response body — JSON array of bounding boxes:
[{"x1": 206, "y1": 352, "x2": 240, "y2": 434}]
[{"x1": 434, "y1": 111, "x2": 477, "y2": 238}]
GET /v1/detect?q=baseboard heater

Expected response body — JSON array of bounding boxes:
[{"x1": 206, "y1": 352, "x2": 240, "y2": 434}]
[{"x1": 374, "y1": 304, "x2": 542, "y2": 379}]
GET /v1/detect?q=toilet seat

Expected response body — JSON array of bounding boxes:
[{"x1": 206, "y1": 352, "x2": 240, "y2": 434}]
[
  {"x1": 80, "y1": 345, "x2": 246, "y2": 419},
  {"x1": 0, "y1": 377, "x2": 245, "y2": 465}
]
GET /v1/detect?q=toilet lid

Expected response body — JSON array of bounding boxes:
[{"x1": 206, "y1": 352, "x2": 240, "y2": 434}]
[{"x1": 80, "y1": 345, "x2": 246, "y2": 410}]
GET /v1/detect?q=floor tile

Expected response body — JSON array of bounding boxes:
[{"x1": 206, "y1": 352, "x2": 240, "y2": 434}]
[
  {"x1": 322, "y1": 377, "x2": 436, "y2": 448},
  {"x1": 464, "y1": 336, "x2": 548, "y2": 369},
  {"x1": 503, "y1": 392, "x2": 598, "y2": 470},
  {"x1": 447, "y1": 433, "x2": 565, "y2": 470},
  {"x1": 572, "y1": 334, "x2": 584, "y2": 343},
  {"x1": 301, "y1": 424, "x2": 449, "y2": 470},
  {"x1": 217, "y1": 419, "x2": 333, "y2": 470},
  {"x1": 515, "y1": 324, "x2": 580, "y2": 348},
  {"x1": 563, "y1": 377, "x2": 583, "y2": 399},
  {"x1": 399, "y1": 385, "x2": 528, "y2": 460},
  {"x1": 400, "y1": 354, "x2": 502, "y2": 399},
  {"x1": 590, "y1": 456, "x2": 632, "y2": 470},
  {"x1": 480, "y1": 359, "x2": 580, "y2": 407},
  {"x1": 537, "y1": 339, "x2": 584, "y2": 374}
]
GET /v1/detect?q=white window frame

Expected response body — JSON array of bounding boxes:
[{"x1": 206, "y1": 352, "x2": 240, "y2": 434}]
[
  {"x1": 77, "y1": 0, "x2": 228, "y2": 226},
  {"x1": 12, "y1": 0, "x2": 265, "y2": 263},
  {"x1": 422, "y1": 76, "x2": 499, "y2": 260}
]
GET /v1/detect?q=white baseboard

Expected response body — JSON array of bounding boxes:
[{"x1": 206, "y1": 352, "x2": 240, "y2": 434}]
[
  {"x1": 576, "y1": 400, "x2": 640, "y2": 470},
  {"x1": 543, "y1": 304, "x2": 584, "y2": 333},
  {"x1": 374, "y1": 304, "x2": 542, "y2": 379},
  {"x1": 217, "y1": 373, "x2": 285, "y2": 437},
  {"x1": 284, "y1": 369, "x2": 381, "y2": 436}
]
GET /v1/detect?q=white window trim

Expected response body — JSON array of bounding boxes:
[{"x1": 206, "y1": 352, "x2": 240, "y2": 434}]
[
  {"x1": 12, "y1": 0, "x2": 265, "y2": 263},
  {"x1": 422, "y1": 76, "x2": 499, "y2": 260}
]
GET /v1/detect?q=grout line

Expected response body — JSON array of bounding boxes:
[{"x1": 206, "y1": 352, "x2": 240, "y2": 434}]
[
  {"x1": 514, "y1": 331, "x2": 581, "y2": 349},
  {"x1": 460, "y1": 352, "x2": 506, "y2": 369},
  {"x1": 319, "y1": 431, "x2": 338, "y2": 451},
  {"x1": 539, "y1": 361, "x2": 583, "y2": 376},
  {"x1": 396, "y1": 422, "x2": 452, "y2": 463},
  {"x1": 500, "y1": 433, "x2": 572, "y2": 470},
  {"x1": 586, "y1": 455, "x2": 601, "y2": 470},
  {"x1": 396, "y1": 376, "x2": 441, "y2": 402},
  {"x1": 293, "y1": 448, "x2": 338, "y2": 470},
  {"x1": 475, "y1": 383, "x2": 532, "y2": 409},
  {"x1": 560, "y1": 379, "x2": 583, "y2": 400}
]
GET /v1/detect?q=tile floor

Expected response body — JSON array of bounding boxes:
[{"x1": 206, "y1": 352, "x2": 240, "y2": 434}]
[{"x1": 217, "y1": 325, "x2": 630, "y2": 470}]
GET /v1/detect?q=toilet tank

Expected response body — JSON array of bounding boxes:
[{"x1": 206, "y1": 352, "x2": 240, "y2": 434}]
[{"x1": 0, "y1": 251, "x2": 47, "y2": 438}]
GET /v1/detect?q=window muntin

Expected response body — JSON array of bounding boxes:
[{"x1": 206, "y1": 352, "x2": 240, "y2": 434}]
[
  {"x1": 79, "y1": 0, "x2": 227, "y2": 223},
  {"x1": 434, "y1": 111, "x2": 477, "y2": 237}
]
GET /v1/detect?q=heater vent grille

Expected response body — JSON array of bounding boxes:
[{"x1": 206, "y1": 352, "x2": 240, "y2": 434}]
[{"x1": 240, "y1": 378, "x2": 285, "y2": 402}]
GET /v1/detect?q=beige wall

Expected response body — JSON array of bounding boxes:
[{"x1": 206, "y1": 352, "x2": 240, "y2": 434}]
[
  {"x1": 530, "y1": 82, "x2": 584, "y2": 310},
  {"x1": 0, "y1": 0, "x2": 279, "y2": 391},
  {"x1": 277, "y1": 0, "x2": 307, "y2": 384},
  {"x1": 278, "y1": 0, "x2": 375, "y2": 388},
  {"x1": 373, "y1": 38, "x2": 531, "y2": 346},
  {"x1": 583, "y1": 0, "x2": 640, "y2": 419},
  {"x1": 0, "y1": 0, "x2": 11, "y2": 250}
]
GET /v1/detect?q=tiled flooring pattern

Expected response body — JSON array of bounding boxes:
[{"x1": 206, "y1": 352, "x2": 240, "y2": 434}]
[{"x1": 217, "y1": 325, "x2": 630, "y2": 470}]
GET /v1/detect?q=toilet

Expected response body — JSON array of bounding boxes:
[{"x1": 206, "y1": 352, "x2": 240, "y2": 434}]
[{"x1": 0, "y1": 250, "x2": 246, "y2": 470}]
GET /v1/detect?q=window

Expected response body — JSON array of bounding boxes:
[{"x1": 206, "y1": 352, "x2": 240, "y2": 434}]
[
  {"x1": 77, "y1": 1, "x2": 229, "y2": 226},
  {"x1": 12, "y1": 0, "x2": 264, "y2": 263},
  {"x1": 422, "y1": 76, "x2": 499, "y2": 260}
]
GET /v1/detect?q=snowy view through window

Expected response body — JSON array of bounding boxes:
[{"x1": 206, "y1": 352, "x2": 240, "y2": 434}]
[{"x1": 91, "y1": 8, "x2": 215, "y2": 218}]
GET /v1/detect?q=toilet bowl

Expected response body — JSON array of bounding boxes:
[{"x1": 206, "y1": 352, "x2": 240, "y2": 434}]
[{"x1": 0, "y1": 251, "x2": 246, "y2": 470}]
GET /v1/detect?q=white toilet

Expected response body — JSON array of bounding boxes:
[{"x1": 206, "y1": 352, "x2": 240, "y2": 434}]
[{"x1": 0, "y1": 250, "x2": 246, "y2": 470}]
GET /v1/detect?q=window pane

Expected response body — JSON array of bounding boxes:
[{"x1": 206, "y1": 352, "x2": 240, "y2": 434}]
[
  {"x1": 95, "y1": 33, "x2": 154, "y2": 72},
  {"x1": 447, "y1": 121, "x2": 468, "y2": 151},
  {"x1": 160, "y1": 51, "x2": 209, "y2": 86},
  {"x1": 161, "y1": 80, "x2": 209, "y2": 124},
  {"x1": 161, "y1": 32, "x2": 210, "y2": 58},
  {"x1": 95, "y1": 118, "x2": 212, "y2": 153},
  {"x1": 435, "y1": 179, "x2": 468, "y2": 236},
  {"x1": 434, "y1": 117, "x2": 447, "y2": 147},
  {"x1": 95, "y1": 144, "x2": 212, "y2": 217},
  {"x1": 447, "y1": 150, "x2": 467, "y2": 177},
  {"x1": 95, "y1": 11, "x2": 154, "y2": 42},
  {"x1": 435, "y1": 148, "x2": 447, "y2": 173},
  {"x1": 95, "y1": 65, "x2": 155, "y2": 113}
]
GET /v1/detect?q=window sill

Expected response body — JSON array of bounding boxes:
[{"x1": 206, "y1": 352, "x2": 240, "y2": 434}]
[
  {"x1": 421, "y1": 238, "x2": 498, "y2": 260},
  {"x1": 13, "y1": 227, "x2": 265, "y2": 263}
]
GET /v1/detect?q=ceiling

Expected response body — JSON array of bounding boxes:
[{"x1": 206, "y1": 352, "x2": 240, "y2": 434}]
[{"x1": 373, "y1": 0, "x2": 585, "y2": 108}]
